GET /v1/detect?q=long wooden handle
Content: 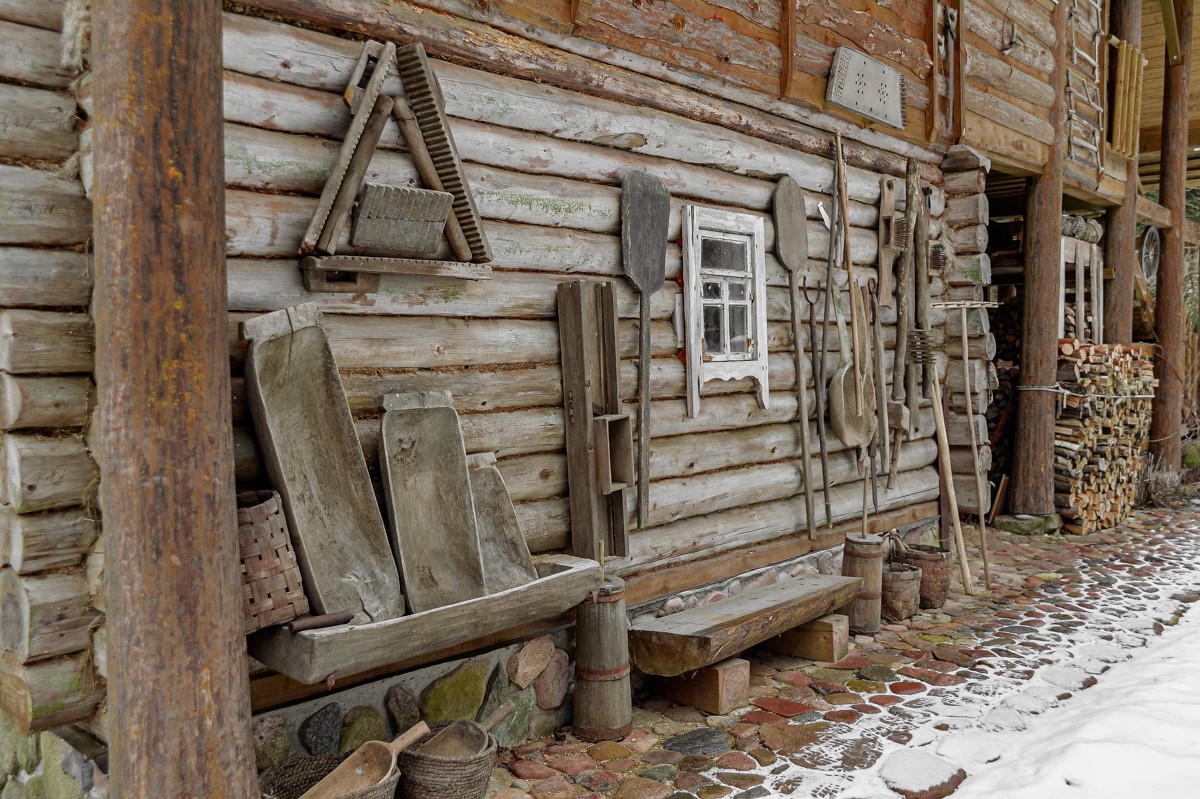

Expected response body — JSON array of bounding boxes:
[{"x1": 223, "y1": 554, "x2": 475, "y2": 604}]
[
  {"x1": 316, "y1": 93, "x2": 394, "y2": 255},
  {"x1": 790, "y1": 272, "x2": 816, "y2": 538},
  {"x1": 392, "y1": 97, "x2": 473, "y2": 263},
  {"x1": 929, "y1": 370, "x2": 973, "y2": 595},
  {"x1": 637, "y1": 300, "x2": 652, "y2": 528},
  {"x1": 960, "y1": 308, "x2": 992, "y2": 590},
  {"x1": 387, "y1": 721, "x2": 431, "y2": 755}
]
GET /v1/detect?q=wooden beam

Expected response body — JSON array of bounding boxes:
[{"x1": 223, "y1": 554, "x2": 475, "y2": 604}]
[
  {"x1": 1151, "y1": 0, "x2": 1193, "y2": 468},
  {"x1": 1012, "y1": 0, "x2": 1068, "y2": 515},
  {"x1": 92, "y1": 0, "x2": 256, "y2": 795},
  {"x1": 1136, "y1": 195, "x2": 1175, "y2": 228},
  {"x1": 780, "y1": 0, "x2": 795, "y2": 99},
  {"x1": 1106, "y1": 0, "x2": 1143, "y2": 344},
  {"x1": 1160, "y1": 0, "x2": 1183, "y2": 66}
]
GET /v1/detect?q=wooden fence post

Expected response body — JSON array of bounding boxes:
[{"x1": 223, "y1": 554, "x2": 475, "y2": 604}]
[{"x1": 92, "y1": 0, "x2": 257, "y2": 795}]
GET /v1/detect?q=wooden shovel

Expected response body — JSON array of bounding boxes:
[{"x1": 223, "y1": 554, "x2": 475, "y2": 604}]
[
  {"x1": 417, "y1": 700, "x2": 516, "y2": 758},
  {"x1": 621, "y1": 172, "x2": 671, "y2": 529},
  {"x1": 773, "y1": 176, "x2": 816, "y2": 538},
  {"x1": 298, "y1": 721, "x2": 430, "y2": 799}
]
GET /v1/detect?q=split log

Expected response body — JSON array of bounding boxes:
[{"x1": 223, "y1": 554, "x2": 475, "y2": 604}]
[
  {"x1": 0, "y1": 248, "x2": 92, "y2": 308},
  {"x1": 1, "y1": 433, "x2": 96, "y2": 512},
  {"x1": 1, "y1": 506, "x2": 97, "y2": 573},
  {"x1": 0, "y1": 164, "x2": 91, "y2": 247},
  {"x1": 0, "y1": 569, "x2": 99, "y2": 662},
  {"x1": 0, "y1": 84, "x2": 77, "y2": 162},
  {"x1": 0, "y1": 374, "x2": 92, "y2": 430},
  {"x1": 0, "y1": 310, "x2": 93, "y2": 375},
  {"x1": 0, "y1": 650, "x2": 103, "y2": 734}
]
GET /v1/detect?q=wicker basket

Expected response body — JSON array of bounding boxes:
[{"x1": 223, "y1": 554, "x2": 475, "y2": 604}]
[
  {"x1": 892, "y1": 544, "x2": 950, "y2": 609},
  {"x1": 397, "y1": 721, "x2": 497, "y2": 799},
  {"x1": 238, "y1": 490, "x2": 309, "y2": 634},
  {"x1": 881, "y1": 562, "x2": 922, "y2": 621},
  {"x1": 259, "y1": 754, "x2": 400, "y2": 799}
]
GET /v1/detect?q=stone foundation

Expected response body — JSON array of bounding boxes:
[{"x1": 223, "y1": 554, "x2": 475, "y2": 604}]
[{"x1": 0, "y1": 714, "x2": 104, "y2": 799}]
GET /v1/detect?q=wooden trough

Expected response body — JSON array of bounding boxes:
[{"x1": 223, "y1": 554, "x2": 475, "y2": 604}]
[{"x1": 248, "y1": 554, "x2": 601, "y2": 684}]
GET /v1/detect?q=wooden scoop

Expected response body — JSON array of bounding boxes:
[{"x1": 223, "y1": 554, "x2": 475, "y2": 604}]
[
  {"x1": 417, "y1": 700, "x2": 517, "y2": 758},
  {"x1": 298, "y1": 721, "x2": 430, "y2": 799}
]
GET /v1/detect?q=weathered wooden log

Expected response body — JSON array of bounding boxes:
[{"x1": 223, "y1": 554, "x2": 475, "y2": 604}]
[
  {"x1": 0, "y1": 374, "x2": 91, "y2": 430},
  {"x1": 0, "y1": 19, "x2": 71, "y2": 87},
  {"x1": 92, "y1": 625, "x2": 106, "y2": 680},
  {"x1": 0, "y1": 309, "x2": 93, "y2": 375},
  {"x1": 943, "y1": 169, "x2": 987, "y2": 197},
  {"x1": 963, "y1": 0, "x2": 1055, "y2": 75},
  {"x1": 944, "y1": 193, "x2": 989, "y2": 230},
  {"x1": 0, "y1": 569, "x2": 99, "y2": 662},
  {"x1": 0, "y1": 165, "x2": 91, "y2": 247},
  {"x1": 945, "y1": 252, "x2": 991, "y2": 286},
  {"x1": 1, "y1": 433, "x2": 96, "y2": 512},
  {"x1": 945, "y1": 332, "x2": 996, "y2": 360},
  {"x1": 0, "y1": 0, "x2": 66, "y2": 30},
  {"x1": 1, "y1": 506, "x2": 97, "y2": 573},
  {"x1": 953, "y1": 473, "x2": 992, "y2": 516},
  {"x1": 0, "y1": 650, "x2": 103, "y2": 734},
  {"x1": 573, "y1": 578, "x2": 633, "y2": 741},
  {"x1": 0, "y1": 84, "x2": 76, "y2": 162},
  {"x1": 949, "y1": 223, "x2": 989, "y2": 255},
  {"x1": 0, "y1": 248, "x2": 92, "y2": 308},
  {"x1": 963, "y1": 47, "x2": 1055, "y2": 109}
]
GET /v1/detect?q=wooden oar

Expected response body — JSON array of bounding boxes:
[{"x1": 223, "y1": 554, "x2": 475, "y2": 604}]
[
  {"x1": 298, "y1": 721, "x2": 430, "y2": 799},
  {"x1": 621, "y1": 172, "x2": 671, "y2": 529},
  {"x1": 773, "y1": 176, "x2": 816, "y2": 539}
]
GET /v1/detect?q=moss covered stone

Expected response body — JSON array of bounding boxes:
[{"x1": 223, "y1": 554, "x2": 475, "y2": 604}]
[
  {"x1": 419, "y1": 660, "x2": 489, "y2": 722},
  {"x1": 339, "y1": 706, "x2": 388, "y2": 754}
]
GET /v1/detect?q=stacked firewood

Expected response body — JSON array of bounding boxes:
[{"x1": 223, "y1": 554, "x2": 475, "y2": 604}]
[
  {"x1": 1062, "y1": 304, "x2": 1091, "y2": 342},
  {"x1": 1053, "y1": 340, "x2": 1156, "y2": 534},
  {"x1": 986, "y1": 297, "x2": 1022, "y2": 483}
]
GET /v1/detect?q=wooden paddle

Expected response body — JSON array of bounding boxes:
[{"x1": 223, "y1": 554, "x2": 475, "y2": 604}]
[
  {"x1": 417, "y1": 700, "x2": 517, "y2": 758},
  {"x1": 621, "y1": 172, "x2": 671, "y2": 529},
  {"x1": 773, "y1": 176, "x2": 816, "y2": 539},
  {"x1": 298, "y1": 721, "x2": 430, "y2": 799}
]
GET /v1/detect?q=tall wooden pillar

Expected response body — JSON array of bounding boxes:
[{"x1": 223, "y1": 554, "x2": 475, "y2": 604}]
[
  {"x1": 1011, "y1": 0, "x2": 1068, "y2": 516},
  {"x1": 1151, "y1": 0, "x2": 1194, "y2": 468},
  {"x1": 1104, "y1": 0, "x2": 1142, "y2": 345},
  {"x1": 93, "y1": 2, "x2": 256, "y2": 795}
]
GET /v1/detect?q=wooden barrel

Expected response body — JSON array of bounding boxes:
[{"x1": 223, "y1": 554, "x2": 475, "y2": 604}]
[
  {"x1": 573, "y1": 578, "x2": 633, "y2": 741},
  {"x1": 841, "y1": 534, "x2": 883, "y2": 633}
]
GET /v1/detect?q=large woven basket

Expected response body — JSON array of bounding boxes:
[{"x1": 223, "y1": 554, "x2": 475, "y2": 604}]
[
  {"x1": 892, "y1": 544, "x2": 950, "y2": 609},
  {"x1": 881, "y1": 562, "x2": 922, "y2": 621},
  {"x1": 259, "y1": 754, "x2": 400, "y2": 799},
  {"x1": 397, "y1": 721, "x2": 497, "y2": 799},
  {"x1": 238, "y1": 490, "x2": 309, "y2": 634}
]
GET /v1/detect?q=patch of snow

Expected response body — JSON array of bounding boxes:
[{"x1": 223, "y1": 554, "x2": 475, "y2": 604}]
[{"x1": 879, "y1": 749, "x2": 965, "y2": 793}]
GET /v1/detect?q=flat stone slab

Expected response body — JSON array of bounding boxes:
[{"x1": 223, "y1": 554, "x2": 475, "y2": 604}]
[{"x1": 993, "y1": 514, "x2": 1064, "y2": 535}]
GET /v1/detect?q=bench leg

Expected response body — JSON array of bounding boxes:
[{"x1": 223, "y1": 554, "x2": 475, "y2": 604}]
[
  {"x1": 759, "y1": 613, "x2": 849, "y2": 662},
  {"x1": 656, "y1": 657, "x2": 749, "y2": 715}
]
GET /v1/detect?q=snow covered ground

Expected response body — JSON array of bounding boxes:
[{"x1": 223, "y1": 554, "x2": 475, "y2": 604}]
[{"x1": 950, "y1": 603, "x2": 1200, "y2": 798}]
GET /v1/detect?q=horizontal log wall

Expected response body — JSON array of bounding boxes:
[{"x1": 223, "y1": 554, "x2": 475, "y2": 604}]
[{"x1": 0, "y1": 0, "x2": 104, "y2": 738}]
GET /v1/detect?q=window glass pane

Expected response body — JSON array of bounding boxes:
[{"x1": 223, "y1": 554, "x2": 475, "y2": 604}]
[
  {"x1": 703, "y1": 305, "x2": 723, "y2": 355},
  {"x1": 728, "y1": 281, "x2": 748, "y2": 301},
  {"x1": 702, "y1": 281, "x2": 722, "y2": 300},
  {"x1": 700, "y1": 237, "x2": 748, "y2": 273},
  {"x1": 729, "y1": 305, "x2": 749, "y2": 354}
]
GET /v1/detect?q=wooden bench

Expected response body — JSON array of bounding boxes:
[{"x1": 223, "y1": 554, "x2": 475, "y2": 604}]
[{"x1": 629, "y1": 574, "x2": 862, "y2": 677}]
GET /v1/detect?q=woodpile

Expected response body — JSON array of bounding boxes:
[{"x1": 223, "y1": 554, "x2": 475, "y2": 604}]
[{"x1": 1053, "y1": 340, "x2": 1156, "y2": 534}]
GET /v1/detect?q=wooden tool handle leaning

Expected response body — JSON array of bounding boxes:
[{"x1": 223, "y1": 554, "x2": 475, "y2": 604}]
[{"x1": 387, "y1": 720, "x2": 432, "y2": 755}]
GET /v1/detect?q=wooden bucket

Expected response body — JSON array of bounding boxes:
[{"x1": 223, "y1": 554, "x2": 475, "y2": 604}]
[
  {"x1": 893, "y1": 544, "x2": 950, "y2": 609},
  {"x1": 841, "y1": 534, "x2": 883, "y2": 634},
  {"x1": 573, "y1": 578, "x2": 633, "y2": 741},
  {"x1": 881, "y1": 562, "x2": 922, "y2": 622}
]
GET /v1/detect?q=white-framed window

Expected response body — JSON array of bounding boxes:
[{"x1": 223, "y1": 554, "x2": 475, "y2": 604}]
[{"x1": 682, "y1": 205, "x2": 769, "y2": 418}]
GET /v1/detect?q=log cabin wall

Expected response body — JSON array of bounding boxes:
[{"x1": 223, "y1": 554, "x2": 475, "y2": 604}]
[
  {"x1": 0, "y1": 0, "x2": 106, "y2": 748},
  {"x1": 0, "y1": 0, "x2": 973, "y2": 732}
]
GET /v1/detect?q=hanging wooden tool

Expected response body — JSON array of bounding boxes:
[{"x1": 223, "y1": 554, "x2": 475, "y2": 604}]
[
  {"x1": 559, "y1": 280, "x2": 631, "y2": 559},
  {"x1": 908, "y1": 331, "x2": 973, "y2": 595},
  {"x1": 802, "y1": 278, "x2": 833, "y2": 527},
  {"x1": 773, "y1": 176, "x2": 816, "y2": 538},
  {"x1": 834, "y1": 136, "x2": 865, "y2": 415},
  {"x1": 620, "y1": 172, "x2": 670, "y2": 529},
  {"x1": 888, "y1": 159, "x2": 920, "y2": 488},
  {"x1": 876, "y1": 176, "x2": 907, "y2": 309}
]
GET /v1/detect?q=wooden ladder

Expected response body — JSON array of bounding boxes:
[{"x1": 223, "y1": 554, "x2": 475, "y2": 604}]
[{"x1": 1066, "y1": 0, "x2": 1106, "y2": 174}]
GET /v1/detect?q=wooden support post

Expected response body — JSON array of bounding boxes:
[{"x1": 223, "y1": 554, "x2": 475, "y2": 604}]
[
  {"x1": 1105, "y1": 0, "x2": 1142, "y2": 345},
  {"x1": 657, "y1": 658, "x2": 749, "y2": 715},
  {"x1": 93, "y1": 1, "x2": 257, "y2": 795},
  {"x1": 1151, "y1": 0, "x2": 1193, "y2": 468},
  {"x1": 1012, "y1": 0, "x2": 1068, "y2": 516},
  {"x1": 761, "y1": 613, "x2": 850, "y2": 662}
]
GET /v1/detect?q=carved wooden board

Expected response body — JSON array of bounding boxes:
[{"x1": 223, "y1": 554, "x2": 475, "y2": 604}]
[
  {"x1": 469, "y1": 462, "x2": 538, "y2": 594},
  {"x1": 242, "y1": 304, "x2": 404, "y2": 623},
  {"x1": 380, "y1": 401, "x2": 486, "y2": 613}
]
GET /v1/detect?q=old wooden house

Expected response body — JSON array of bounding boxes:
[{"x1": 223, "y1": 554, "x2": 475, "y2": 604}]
[{"x1": 0, "y1": 0, "x2": 1195, "y2": 794}]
